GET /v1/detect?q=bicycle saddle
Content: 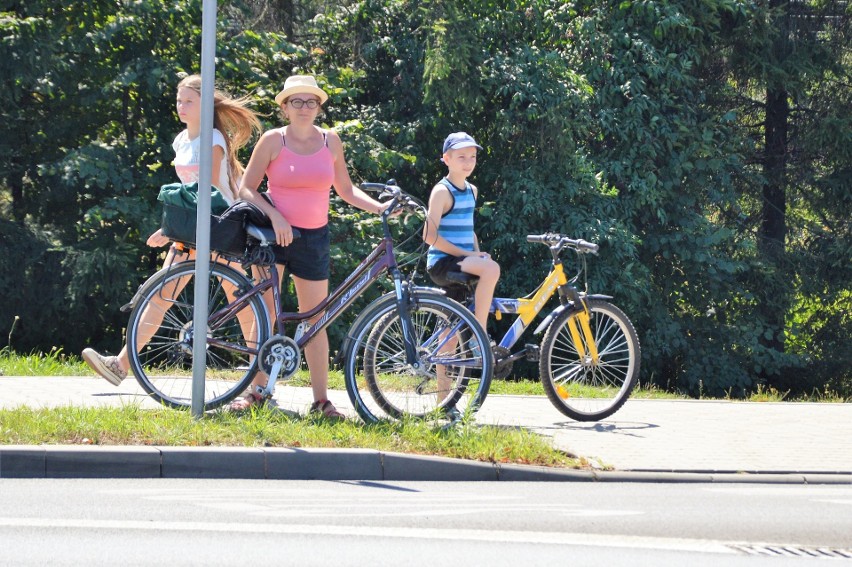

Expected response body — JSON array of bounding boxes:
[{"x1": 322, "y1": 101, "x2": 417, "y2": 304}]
[
  {"x1": 245, "y1": 223, "x2": 301, "y2": 246},
  {"x1": 444, "y1": 271, "x2": 479, "y2": 288}
]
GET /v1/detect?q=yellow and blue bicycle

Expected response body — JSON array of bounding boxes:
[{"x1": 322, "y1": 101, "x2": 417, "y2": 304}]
[{"x1": 441, "y1": 233, "x2": 641, "y2": 421}]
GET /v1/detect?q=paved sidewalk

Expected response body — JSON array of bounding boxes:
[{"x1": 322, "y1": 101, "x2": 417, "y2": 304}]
[
  {"x1": 476, "y1": 395, "x2": 852, "y2": 474},
  {"x1": 1, "y1": 376, "x2": 850, "y2": 481}
]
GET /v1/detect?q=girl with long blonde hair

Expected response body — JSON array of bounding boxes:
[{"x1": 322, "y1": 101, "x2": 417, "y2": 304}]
[{"x1": 82, "y1": 74, "x2": 262, "y2": 386}]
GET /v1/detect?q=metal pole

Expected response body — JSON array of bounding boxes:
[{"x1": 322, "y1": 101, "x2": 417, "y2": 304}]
[{"x1": 191, "y1": 0, "x2": 217, "y2": 417}]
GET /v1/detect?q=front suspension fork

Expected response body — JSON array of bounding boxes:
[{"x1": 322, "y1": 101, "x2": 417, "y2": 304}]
[
  {"x1": 560, "y1": 286, "x2": 600, "y2": 364},
  {"x1": 567, "y1": 305, "x2": 599, "y2": 364},
  {"x1": 393, "y1": 275, "x2": 421, "y2": 369}
]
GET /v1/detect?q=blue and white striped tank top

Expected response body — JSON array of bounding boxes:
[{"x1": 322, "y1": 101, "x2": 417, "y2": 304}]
[{"x1": 426, "y1": 178, "x2": 476, "y2": 269}]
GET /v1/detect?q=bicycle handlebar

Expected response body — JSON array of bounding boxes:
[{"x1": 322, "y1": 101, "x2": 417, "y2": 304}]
[
  {"x1": 360, "y1": 182, "x2": 389, "y2": 193},
  {"x1": 360, "y1": 179, "x2": 424, "y2": 214},
  {"x1": 527, "y1": 233, "x2": 599, "y2": 254}
]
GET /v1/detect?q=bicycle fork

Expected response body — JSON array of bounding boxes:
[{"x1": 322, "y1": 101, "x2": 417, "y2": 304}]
[
  {"x1": 567, "y1": 305, "x2": 599, "y2": 364},
  {"x1": 560, "y1": 286, "x2": 600, "y2": 365},
  {"x1": 393, "y1": 273, "x2": 422, "y2": 370}
]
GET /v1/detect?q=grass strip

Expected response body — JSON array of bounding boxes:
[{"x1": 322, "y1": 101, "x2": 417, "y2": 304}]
[{"x1": 0, "y1": 404, "x2": 581, "y2": 469}]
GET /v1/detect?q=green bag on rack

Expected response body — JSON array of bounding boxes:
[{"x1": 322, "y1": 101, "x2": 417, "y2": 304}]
[
  {"x1": 158, "y1": 182, "x2": 245, "y2": 257},
  {"x1": 157, "y1": 182, "x2": 229, "y2": 214}
]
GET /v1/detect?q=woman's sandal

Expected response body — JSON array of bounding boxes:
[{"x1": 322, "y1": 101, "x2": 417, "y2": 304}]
[
  {"x1": 228, "y1": 391, "x2": 266, "y2": 411},
  {"x1": 310, "y1": 399, "x2": 345, "y2": 421}
]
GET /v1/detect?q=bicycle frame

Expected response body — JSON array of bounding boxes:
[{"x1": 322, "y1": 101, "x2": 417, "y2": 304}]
[
  {"x1": 204, "y1": 188, "x2": 442, "y2": 379},
  {"x1": 488, "y1": 248, "x2": 604, "y2": 364},
  {"x1": 122, "y1": 180, "x2": 500, "y2": 414},
  {"x1": 205, "y1": 232, "x2": 403, "y2": 351}
]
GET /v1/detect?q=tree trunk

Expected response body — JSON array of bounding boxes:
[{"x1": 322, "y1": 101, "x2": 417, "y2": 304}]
[
  {"x1": 761, "y1": 86, "x2": 788, "y2": 260},
  {"x1": 276, "y1": 0, "x2": 295, "y2": 39},
  {"x1": 758, "y1": 0, "x2": 791, "y2": 356},
  {"x1": 10, "y1": 168, "x2": 24, "y2": 223}
]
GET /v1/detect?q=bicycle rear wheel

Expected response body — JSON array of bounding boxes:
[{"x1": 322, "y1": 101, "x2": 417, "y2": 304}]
[
  {"x1": 343, "y1": 291, "x2": 493, "y2": 423},
  {"x1": 126, "y1": 261, "x2": 269, "y2": 410},
  {"x1": 539, "y1": 299, "x2": 640, "y2": 421}
]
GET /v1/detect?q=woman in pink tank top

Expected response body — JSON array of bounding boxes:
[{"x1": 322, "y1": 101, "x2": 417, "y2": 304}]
[{"x1": 233, "y1": 75, "x2": 390, "y2": 417}]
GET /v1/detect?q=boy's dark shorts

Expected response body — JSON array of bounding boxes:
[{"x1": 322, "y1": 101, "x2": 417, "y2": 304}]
[
  {"x1": 273, "y1": 225, "x2": 330, "y2": 281},
  {"x1": 427, "y1": 255, "x2": 471, "y2": 302}
]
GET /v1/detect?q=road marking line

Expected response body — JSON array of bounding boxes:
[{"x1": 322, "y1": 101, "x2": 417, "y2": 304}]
[{"x1": 0, "y1": 517, "x2": 738, "y2": 554}]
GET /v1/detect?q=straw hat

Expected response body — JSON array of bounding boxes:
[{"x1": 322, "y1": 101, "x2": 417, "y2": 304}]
[{"x1": 274, "y1": 75, "x2": 329, "y2": 106}]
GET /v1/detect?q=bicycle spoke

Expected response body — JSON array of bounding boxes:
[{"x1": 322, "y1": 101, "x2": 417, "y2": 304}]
[{"x1": 127, "y1": 262, "x2": 268, "y2": 410}]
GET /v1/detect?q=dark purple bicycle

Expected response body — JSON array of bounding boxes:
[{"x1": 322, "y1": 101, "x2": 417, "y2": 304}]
[{"x1": 124, "y1": 181, "x2": 494, "y2": 422}]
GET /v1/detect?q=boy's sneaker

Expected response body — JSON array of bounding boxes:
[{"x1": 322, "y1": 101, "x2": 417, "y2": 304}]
[{"x1": 81, "y1": 348, "x2": 127, "y2": 386}]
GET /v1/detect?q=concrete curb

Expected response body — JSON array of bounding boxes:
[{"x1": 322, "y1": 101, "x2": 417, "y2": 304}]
[{"x1": 2, "y1": 446, "x2": 850, "y2": 484}]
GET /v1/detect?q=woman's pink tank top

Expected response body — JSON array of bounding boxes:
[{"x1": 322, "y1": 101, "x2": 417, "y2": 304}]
[{"x1": 266, "y1": 129, "x2": 335, "y2": 229}]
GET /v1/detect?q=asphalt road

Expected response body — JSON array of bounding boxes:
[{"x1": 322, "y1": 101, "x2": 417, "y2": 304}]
[{"x1": 1, "y1": 479, "x2": 850, "y2": 566}]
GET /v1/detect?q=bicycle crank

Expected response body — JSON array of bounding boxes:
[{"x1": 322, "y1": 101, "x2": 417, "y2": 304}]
[
  {"x1": 493, "y1": 345, "x2": 514, "y2": 380},
  {"x1": 256, "y1": 335, "x2": 301, "y2": 397}
]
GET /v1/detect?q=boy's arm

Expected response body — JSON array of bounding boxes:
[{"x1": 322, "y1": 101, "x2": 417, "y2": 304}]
[{"x1": 470, "y1": 183, "x2": 482, "y2": 252}]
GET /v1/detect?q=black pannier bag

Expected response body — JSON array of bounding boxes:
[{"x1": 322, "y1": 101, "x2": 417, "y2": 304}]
[{"x1": 217, "y1": 199, "x2": 289, "y2": 263}]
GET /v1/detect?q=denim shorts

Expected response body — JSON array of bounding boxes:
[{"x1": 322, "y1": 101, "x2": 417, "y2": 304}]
[{"x1": 273, "y1": 225, "x2": 330, "y2": 281}]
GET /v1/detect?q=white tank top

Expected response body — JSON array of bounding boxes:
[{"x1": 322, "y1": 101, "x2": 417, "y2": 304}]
[{"x1": 171, "y1": 128, "x2": 233, "y2": 202}]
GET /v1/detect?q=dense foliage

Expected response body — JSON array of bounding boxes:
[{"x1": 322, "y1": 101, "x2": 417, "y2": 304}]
[{"x1": 1, "y1": 0, "x2": 849, "y2": 397}]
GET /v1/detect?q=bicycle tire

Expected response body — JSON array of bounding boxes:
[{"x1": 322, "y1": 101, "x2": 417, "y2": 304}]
[
  {"x1": 126, "y1": 261, "x2": 269, "y2": 410},
  {"x1": 539, "y1": 299, "x2": 640, "y2": 421},
  {"x1": 364, "y1": 310, "x2": 476, "y2": 419},
  {"x1": 343, "y1": 291, "x2": 493, "y2": 423}
]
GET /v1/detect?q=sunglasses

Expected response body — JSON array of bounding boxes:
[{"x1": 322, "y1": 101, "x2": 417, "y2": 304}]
[{"x1": 287, "y1": 98, "x2": 320, "y2": 109}]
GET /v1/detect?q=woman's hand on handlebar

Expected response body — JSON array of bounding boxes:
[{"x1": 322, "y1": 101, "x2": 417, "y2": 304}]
[
  {"x1": 376, "y1": 200, "x2": 395, "y2": 215},
  {"x1": 360, "y1": 180, "x2": 423, "y2": 217}
]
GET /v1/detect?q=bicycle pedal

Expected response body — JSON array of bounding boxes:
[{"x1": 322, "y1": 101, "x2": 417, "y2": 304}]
[{"x1": 524, "y1": 344, "x2": 540, "y2": 362}]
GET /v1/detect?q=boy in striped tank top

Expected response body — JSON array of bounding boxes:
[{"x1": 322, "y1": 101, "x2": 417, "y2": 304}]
[{"x1": 424, "y1": 132, "x2": 500, "y2": 332}]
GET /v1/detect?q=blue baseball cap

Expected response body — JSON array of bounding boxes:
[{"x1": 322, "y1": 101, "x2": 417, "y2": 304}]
[{"x1": 442, "y1": 131, "x2": 483, "y2": 153}]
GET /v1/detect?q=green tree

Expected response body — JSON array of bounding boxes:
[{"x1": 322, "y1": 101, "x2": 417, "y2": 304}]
[
  {"x1": 309, "y1": 0, "x2": 850, "y2": 396},
  {"x1": 711, "y1": 0, "x2": 852, "y2": 392},
  {"x1": 0, "y1": 0, "x2": 301, "y2": 353},
  {"x1": 1, "y1": 0, "x2": 848, "y2": 399}
]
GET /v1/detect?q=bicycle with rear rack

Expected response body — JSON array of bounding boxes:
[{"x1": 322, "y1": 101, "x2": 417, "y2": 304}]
[
  {"x1": 122, "y1": 180, "x2": 493, "y2": 421},
  {"x1": 439, "y1": 233, "x2": 640, "y2": 421}
]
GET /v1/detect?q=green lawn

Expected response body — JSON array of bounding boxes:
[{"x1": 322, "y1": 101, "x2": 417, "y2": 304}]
[
  {"x1": 0, "y1": 348, "x2": 581, "y2": 469},
  {"x1": 0, "y1": 348, "x2": 844, "y2": 470}
]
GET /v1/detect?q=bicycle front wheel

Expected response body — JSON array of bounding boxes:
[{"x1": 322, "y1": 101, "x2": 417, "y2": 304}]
[
  {"x1": 126, "y1": 261, "x2": 269, "y2": 410},
  {"x1": 539, "y1": 299, "x2": 640, "y2": 421},
  {"x1": 343, "y1": 291, "x2": 493, "y2": 423}
]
